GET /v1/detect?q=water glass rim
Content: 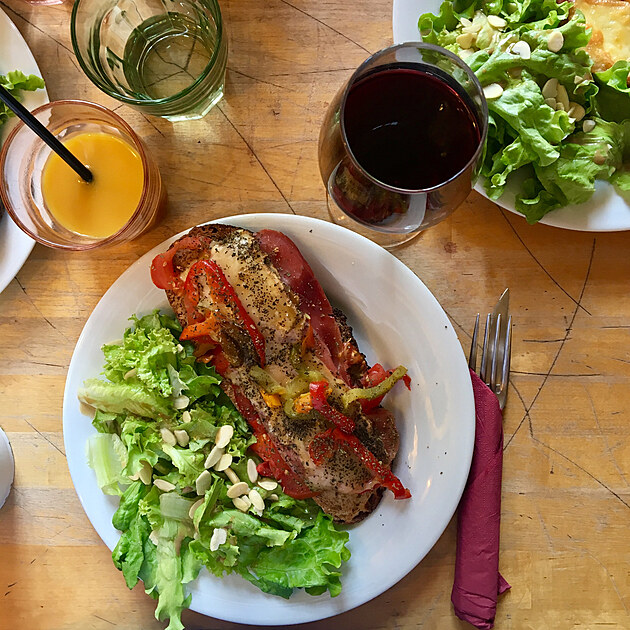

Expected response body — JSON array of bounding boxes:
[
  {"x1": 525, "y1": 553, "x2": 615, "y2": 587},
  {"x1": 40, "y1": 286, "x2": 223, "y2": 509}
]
[
  {"x1": 0, "y1": 99, "x2": 156, "y2": 251},
  {"x1": 70, "y1": 0, "x2": 224, "y2": 107},
  {"x1": 339, "y1": 41, "x2": 489, "y2": 195}
]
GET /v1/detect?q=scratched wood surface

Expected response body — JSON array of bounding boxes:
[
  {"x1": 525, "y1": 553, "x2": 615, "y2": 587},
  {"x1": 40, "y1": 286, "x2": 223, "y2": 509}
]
[{"x1": 1, "y1": 0, "x2": 629, "y2": 628}]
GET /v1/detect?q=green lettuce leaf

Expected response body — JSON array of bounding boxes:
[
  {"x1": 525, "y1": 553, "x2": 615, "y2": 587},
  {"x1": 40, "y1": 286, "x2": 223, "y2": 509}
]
[
  {"x1": 237, "y1": 512, "x2": 351, "y2": 598},
  {"x1": 516, "y1": 119, "x2": 626, "y2": 221},
  {"x1": 0, "y1": 70, "x2": 45, "y2": 128},
  {"x1": 86, "y1": 433, "x2": 128, "y2": 496},
  {"x1": 595, "y1": 61, "x2": 630, "y2": 95},
  {"x1": 78, "y1": 379, "x2": 173, "y2": 418}
]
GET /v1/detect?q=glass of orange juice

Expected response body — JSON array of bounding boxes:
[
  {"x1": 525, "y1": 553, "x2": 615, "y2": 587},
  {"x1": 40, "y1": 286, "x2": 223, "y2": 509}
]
[{"x1": 0, "y1": 100, "x2": 165, "y2": 250}]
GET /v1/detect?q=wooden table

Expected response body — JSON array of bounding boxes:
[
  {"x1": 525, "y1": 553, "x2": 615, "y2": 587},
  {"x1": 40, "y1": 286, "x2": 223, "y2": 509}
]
[{"x1": 1, "y1": 0, "x2": 629, "y2": 628}]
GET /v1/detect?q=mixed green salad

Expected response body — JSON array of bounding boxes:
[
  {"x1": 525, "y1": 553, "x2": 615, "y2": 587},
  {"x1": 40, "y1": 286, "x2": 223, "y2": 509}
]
[
  {"x1": 77, "y1": 311, "x2": 350, "y2": 630},
  {"x1": 0, "y1": 70, "x2": 44, "y2": 131},
  {"x1": 419, "y1": 0, "x2": 630, "y2": 222}
]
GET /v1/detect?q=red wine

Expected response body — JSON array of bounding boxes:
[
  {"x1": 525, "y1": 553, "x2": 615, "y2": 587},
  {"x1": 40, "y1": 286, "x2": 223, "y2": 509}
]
[{"x1": 343, "y1": 64, "x2": 481, "y2": 191}]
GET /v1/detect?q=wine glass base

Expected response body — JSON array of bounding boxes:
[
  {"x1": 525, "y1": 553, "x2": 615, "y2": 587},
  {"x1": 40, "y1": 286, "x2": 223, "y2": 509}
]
[{"x1": 326, "y1": 195, "x2": 422, "y2": 250}]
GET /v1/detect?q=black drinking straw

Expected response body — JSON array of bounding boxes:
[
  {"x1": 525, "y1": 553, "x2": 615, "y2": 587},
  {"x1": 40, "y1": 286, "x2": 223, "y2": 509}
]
[{"x1": 0, "y1": 85, "x2": 93, "y2": 183}]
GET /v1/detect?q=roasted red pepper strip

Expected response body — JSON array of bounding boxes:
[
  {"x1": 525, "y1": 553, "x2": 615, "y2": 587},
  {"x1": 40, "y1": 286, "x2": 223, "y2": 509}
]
[
  {"x1": 227, "y1": 383, "x2": 316, "y2": 499},
  {"x1": 309, "y1": 381, "x2": 355, "y2": 433},
  {"x1": 308, "y1": 427, "x2": 336, "y2": 465},
  {"x1": 180, "y1": 313, "x2": 220, "y2": 341},
  {"x1": 359, "y1": 363, "x2": 411, "y2": 412},
  {"x1": 308, "y1": 427, "x2": 411, "y2": 500},
  {"x1": 150, "y1": 236, "x2": 202, "y2": 292},
  {"x1": 249, "y1": 433, "x2": 317, "y2": 499},
  {"x1": 181, "y1": 260, "x2": 266, "y2": 366}
]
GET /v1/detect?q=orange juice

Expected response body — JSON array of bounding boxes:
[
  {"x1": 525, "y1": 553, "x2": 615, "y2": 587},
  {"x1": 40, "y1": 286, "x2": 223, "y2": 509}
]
[{"x1": 41, "y1": 132, "x2": 144, "y2": 238}]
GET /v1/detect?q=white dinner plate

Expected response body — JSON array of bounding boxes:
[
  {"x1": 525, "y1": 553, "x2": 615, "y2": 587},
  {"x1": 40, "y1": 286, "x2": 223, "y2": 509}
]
[
  {"x1": 392, "y1": 0, "x2": 630, "y2": 232},
  {"x1": 0, "y1": 7, "x2": 48, "y2": 294},
  {"x1": 63, "y1": 214, "x2": 475, "y2": 626}
]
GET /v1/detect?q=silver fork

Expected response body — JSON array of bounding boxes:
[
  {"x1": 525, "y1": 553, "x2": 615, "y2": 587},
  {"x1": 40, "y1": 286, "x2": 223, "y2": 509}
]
[{"x1": 468, "y1": 289, "x2": 512, "y2": 410}]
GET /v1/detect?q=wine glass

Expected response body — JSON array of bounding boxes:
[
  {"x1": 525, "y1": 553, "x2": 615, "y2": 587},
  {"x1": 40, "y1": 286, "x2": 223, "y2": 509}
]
[{"x1": 318, "y1": 42, "x2": 488, "y2": 249}]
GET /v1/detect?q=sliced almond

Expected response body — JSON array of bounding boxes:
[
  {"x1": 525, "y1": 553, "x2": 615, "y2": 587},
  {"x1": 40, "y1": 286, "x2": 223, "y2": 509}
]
[
  {"x1": 249, "y1": 488, "x2": 265, "y2": 512},
  {"x1": 196, "y1": 469, "x2": 213, "y2": 495},
  {"x1": 555, "y1": 102, "x2": 565, "y2": 111},
  {"x1": 258, "y1": 479, "x2": 278, "y2": 491},
  {"x1": 123, "y1": 368, "x2": 137, "y2": 380},
  {"x1": 542, "y1": 78, "x2": 558, "y2": 99},
  {"x1": 247, "y1": 459, "x2": 259, "y2": 484},
  {"x1": 511, "y1": 40, "x2": 530, "y2": 59},
  {"x1": 154, "y1": 479, "x2": 176, "y2": 492},
  {"x1": 224, "y1": 467, "x2": 240, "y2": 484},
  {"x1": 173, "y1": 395, "x2": 190, "y2": 410},
  {"x1": 567, "y1": 102, "x2": 585, "y2": 121},
  {"x1": 544, "y1": 97, "x2": 557, "y2": 109},
  {"x1": 547, "y1": 30, "x2": 564, "y2": 53},
  {"x1": 160, "y1": 427, "x2": 177, "y2": 446},
  {"x1": 174, "y1": 429, "x2": 189, "y2": 447},
  {"x1": 456, "y1": 32, "x2": 474, "y2": 49},
  {"x1": 176, "y1": 343, "x2": 184, "y2": 353},
  {"x1": 487, "y1": 15, "x2": 506, "y2": 29},
  {"x1": 210, "y1": 527, "x2": 228, "y2": 551},
  {"x1": 149, "y1": 530, "x2": 159, "y2": 546},
  {"x1": 189, "y1": 498, "x2": 204, "y2": 520},
  {"x1": 594, "y1": 150, "x2": 606, "y2": 165},
  {"x1": 483, "y1": 83, "x2": 503, "y2": 99},
  {"x1": 215, "y1": 425, "x2": 234, "y2": 448},
  {"x1": 204, "y1": 445, "x2": 224, "y2": 469},
  {"x1": 232, "y1": 496, "x2": 251, "y2": 512},
  {"x1": 269, "y1": 494, "x2": 279, "y2": 502},
  {"x1": 139, "y1": 461, "x2": 152, "y2": 485},
  {"x1": 181, "y1": 410, "x2": 192, "y2": 423},
  {"x1": 459, "y1": 48, "x2": 474, "y2": 59},
  {"x1": 214, "y1": 453, "x2": 233, "y2": 472},
  {"x1": 582, "y1": 119, "x2": 596, "y2": 132},
  {"x1": 459, "y1": 17, "x2": 472, "y2": 27},
  {"x1": 227, "y1": 481, "x2": 250, "y2": 498},
  {"x1": 556, "y1": 84, "x2": 570, "y2": 112}
]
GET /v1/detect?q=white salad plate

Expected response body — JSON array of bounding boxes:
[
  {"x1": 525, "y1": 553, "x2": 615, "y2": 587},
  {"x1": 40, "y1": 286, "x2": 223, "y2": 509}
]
[
  {"x1": 63, "y1": 213, "x2": 475, "y2": 625},
  {"x1": 0, "y1": 7, "x2": 48, "y2": 295},
  {"x1": 392, "y1": 0, "x2": 630, "y2": 232}
]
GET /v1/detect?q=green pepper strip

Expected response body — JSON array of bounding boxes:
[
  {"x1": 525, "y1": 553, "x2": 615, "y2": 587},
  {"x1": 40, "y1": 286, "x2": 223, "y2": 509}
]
[{"x1": 341, "y1": 365, "x2": 408, "y2": 409}]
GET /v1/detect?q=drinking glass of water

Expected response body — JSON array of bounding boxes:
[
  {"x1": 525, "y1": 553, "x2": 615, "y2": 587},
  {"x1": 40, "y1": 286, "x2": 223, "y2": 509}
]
[
  {"x1": 318, "y1": 42, "x2": 488, "y2": 248},
  {"x1": 71, "y1": 0, "x2": 227, "y2": 121}
]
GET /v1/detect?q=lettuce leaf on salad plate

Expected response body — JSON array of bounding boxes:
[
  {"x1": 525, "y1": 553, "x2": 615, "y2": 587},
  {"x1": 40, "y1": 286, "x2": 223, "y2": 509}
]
[
  {"x1": 414, "y1": 0, "x2": 630, "y2": 225},
  {"x1": 77, "y1": 311, "x2": 350, "y2": 630}
]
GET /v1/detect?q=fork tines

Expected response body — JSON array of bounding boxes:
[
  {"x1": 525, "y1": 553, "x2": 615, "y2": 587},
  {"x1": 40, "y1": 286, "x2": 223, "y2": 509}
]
[{"x1": 469, "y1": 312, "x2": 512, "y2": 409}]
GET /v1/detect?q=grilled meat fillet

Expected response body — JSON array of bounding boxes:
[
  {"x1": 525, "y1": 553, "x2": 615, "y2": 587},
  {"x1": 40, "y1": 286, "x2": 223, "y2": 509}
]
[{"x1": 152, "y1": 223, "x2": 407, "y2": 523}]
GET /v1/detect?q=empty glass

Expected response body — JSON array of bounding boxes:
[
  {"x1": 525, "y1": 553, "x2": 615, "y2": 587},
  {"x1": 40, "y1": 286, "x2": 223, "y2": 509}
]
[
  {"x1": 318, "y1": 42, "x2": 488, "y2": 248},
  {"x1": 71, "y1": 0, "x2": 227, "y2": 121}
]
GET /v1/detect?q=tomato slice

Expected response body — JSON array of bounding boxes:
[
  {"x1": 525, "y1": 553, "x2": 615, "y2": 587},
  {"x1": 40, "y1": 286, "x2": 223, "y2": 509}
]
[{"x1": 150, "y1": 236, "x2": 202, "y2": 292}]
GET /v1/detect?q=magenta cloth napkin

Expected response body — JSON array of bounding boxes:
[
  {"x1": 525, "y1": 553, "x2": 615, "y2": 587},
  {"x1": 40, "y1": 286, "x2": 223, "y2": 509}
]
[{"x1": 451, "y1": 369, "x2": 510, "y2": 629}]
